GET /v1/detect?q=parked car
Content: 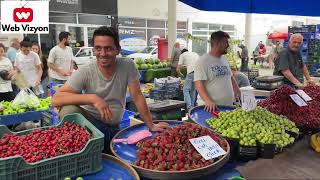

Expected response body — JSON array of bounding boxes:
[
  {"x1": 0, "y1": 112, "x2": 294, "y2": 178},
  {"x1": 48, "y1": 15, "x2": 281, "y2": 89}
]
[
  {"x1": 126, "y1": 46, "x2": 158, "y2": 60},
  {"x1": 72, "y1": 47, "x2": 96, "y2": 67}
]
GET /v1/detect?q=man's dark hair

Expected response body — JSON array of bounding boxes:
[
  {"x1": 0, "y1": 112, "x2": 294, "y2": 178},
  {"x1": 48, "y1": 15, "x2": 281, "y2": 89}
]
[
  {"x1": 92, "y1": 26, "x2": 120, "y2": 48},
  {"x1": 58, "y1": 31, "x2": 71, "y2": 42},
  {"x1": 181, "y1": 48, "x2": 188, "y2": 54},
  {"x1": 210, "y1": 31, "x2": 230, "y2": 45},
  {"x1": 20, "y1": 41, "x2": 32, "y2": 48},
  {"x1": 22, "y1": 36, "x2": 31, "y2": 42},
  {"x1": 0, "y1": 43, "x2": 5, "y2": 50}
]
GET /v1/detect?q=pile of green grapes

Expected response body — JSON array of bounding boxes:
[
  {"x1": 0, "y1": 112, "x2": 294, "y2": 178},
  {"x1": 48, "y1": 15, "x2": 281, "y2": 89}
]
[{"x1": 207, "y1": 107, "x2": 299, "y2": 148}]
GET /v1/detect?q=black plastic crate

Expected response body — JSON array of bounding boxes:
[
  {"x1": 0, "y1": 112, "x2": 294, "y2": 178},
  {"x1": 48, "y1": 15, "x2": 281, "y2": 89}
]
[
  {"x1": 224, "y1": 137, "x2": 239, "y2": 160},
  {"x1": 238, "y1": 145, "x2": 258, "y2": 161},
  {"x1": 257, "y1": 142, "x2": 276, "y2": 159}
]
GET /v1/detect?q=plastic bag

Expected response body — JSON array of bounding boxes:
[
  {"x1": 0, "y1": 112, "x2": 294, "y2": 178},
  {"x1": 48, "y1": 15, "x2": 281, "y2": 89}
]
[{"x1": 11, "y1": 88, "x2": 40, "y2": 109}]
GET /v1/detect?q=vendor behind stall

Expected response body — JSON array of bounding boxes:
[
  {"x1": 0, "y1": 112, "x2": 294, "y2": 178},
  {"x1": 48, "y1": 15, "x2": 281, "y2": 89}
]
[
  {"x1": 52, "y1": 26, "x2": 168, "y2": 153},
  {"x1": 273, "y1": 33, "x2": 315, "y2": 88},
  {"x1": 194, "y1": 31, "x2": 241, "y2": 112}
]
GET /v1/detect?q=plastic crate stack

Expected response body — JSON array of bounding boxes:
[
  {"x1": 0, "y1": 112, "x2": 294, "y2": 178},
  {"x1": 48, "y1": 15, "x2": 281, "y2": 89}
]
[
  {"x1": 243, "y1": 69, "x2": 259, "y2": 85},
  {"x1": 287, "y1": 25, "x2": 320, "y2": 76},
  {"x1": 149, "y1": 77, "x2": 181, "y2": 100}
]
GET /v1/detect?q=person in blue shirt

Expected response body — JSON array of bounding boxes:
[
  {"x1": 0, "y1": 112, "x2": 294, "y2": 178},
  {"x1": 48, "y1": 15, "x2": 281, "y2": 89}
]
[
  {"x1": 231, "y1": 66, "x2": 250, "y2": 88},
  {"x1": 6, "y1": 38, "x2": 20, "y2": 64}
]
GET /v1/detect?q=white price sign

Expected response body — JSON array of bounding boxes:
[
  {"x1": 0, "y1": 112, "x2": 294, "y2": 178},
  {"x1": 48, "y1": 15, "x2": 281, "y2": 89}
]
[
  {"x1": 290, "y1": 94, "x2": 307, "y2": 107},
  {"x1": 189, "y1": 136, "x2": 226, "y2": 160},
  {"x1": 240, "y1": 89, "x2": 257, "y2": 111},
  {"x1": 296, "y1": 89, "x2": 312, "y2": 102}
]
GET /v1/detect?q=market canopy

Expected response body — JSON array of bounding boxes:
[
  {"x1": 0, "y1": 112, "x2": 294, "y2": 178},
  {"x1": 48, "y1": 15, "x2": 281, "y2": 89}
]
[{"x1": 179, "y1": 0, "x2": 320, "y2": 17}]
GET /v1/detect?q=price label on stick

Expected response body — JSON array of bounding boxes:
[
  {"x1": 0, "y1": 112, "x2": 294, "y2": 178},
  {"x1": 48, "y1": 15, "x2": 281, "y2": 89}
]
[
  {"x1": 296, "y1": 89, "x2": 312, "y2": 102},
  {"x1": 189, "y1": 135, "x2": 226, "y2": 160},
  {"x1": 290, "y1": 94, "x2": 307, "y2": 107}
]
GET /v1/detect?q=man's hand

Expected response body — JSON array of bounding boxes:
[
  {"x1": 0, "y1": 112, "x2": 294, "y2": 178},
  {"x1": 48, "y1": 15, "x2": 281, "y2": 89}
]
[
  {"x1": 60, "y1": 71, "x2": 71, "y2": 76},
  {"x1": 91, "y1": 95, "x2": 113, "y2": 123},
  {"x1": 296, "y1": 83, "x2": 306, "y2": 89},
  {"x1": 149, "y1": 122, "x2": 170, "y2": 132},
  {"x1": 35, "y1": 79, "x2": 41, "y2": 86},
  {"x1": 204, "y1": 99, "x2": 216, "y2": 112},
  {"x1": 307, "y1": 79, "x2": 316, "y2": 86},
  {"x1": 234, "y1": 88, "x2": 241, "y2": 99},
  {"x1": 7, "y1": 70, "x2": 16, "y2": 80}
]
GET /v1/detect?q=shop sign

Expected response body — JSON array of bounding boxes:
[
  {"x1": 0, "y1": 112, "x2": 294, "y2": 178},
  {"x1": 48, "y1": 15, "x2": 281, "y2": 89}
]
[
  {"x1": 119, "y1": 28, "x2": 147, "y2": 53},
  {"x1": 1, "y1": 1, "x2": 49, "y2": 34}
]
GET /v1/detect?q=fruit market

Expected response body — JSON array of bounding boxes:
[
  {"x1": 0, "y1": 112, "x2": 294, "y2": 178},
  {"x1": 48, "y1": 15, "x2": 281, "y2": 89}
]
[{"x1": 1, "y1": 0, "x2": 320, "y2": 180}]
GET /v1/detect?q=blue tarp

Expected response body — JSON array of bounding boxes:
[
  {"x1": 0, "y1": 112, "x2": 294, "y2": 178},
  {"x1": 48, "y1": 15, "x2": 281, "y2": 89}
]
[{"x1": 180, "y1": 0, "x2": 320, "y2": 17}]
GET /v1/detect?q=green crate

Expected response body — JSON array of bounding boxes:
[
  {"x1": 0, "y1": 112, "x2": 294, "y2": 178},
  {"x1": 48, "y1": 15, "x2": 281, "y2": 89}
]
[{"x1": 0, "y1": 113, "x2": 104, "y2": 180}]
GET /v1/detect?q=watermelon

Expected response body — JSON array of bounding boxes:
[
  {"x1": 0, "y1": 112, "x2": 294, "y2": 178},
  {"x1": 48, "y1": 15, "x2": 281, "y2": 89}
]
[
  {"x1": 135, "y1": 58, "x2": 144, "y2": 65},
  {"x1": 140, "y1": 64, "x2": 148, "y2": 70},
  {"x1": 135, "y1": 63, "x2": 140, "y2": 70},
  {"x1": 152, "y1": 64, "x2": 158, "y2": 69}
]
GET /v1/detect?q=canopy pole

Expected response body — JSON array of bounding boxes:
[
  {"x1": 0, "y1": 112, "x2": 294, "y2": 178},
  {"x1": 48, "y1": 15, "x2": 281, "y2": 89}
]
[
  {"x1": 168, "y1": 0, "x2": 177, "y2": 58},
  {"x1": 244, "y1": 13, "x2": 252, "y2": 52}
]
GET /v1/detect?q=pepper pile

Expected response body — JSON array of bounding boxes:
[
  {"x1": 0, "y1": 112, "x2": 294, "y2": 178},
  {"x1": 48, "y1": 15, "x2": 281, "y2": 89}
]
[
  {"x1": 134, "y1": 123, "x2": 228, "y2": 171},
  {"x1": 258, "y1": 85, "x2": 320, "y2": 129},
  {"x1": 0, "y1": 122, "x2": 92, "y2": 163}
]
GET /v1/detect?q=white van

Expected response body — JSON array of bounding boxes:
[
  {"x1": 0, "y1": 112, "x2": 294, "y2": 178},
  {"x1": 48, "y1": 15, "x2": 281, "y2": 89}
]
[{"x1": 126, "y1": 46, "x2": 158, "y2": 60}]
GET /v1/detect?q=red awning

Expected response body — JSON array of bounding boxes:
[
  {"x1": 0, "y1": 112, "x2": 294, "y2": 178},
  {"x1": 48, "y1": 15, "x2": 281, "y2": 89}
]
[{"x1": 268, "y1": 32, "x2": 288, "y2": 40}]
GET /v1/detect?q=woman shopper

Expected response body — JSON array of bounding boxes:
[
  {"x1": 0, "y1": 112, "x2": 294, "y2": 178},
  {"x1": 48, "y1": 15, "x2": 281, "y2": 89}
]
[{"x1": 0, "y1": 43, "x2": 16, "y2": 101}]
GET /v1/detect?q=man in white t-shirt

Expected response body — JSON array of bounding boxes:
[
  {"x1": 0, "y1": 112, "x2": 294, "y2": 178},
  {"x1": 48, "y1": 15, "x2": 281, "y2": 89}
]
[
  {"x1": 194, "y1": 31, "x2": 241, "y2": 112},
  {"x1": 14, "y1": 41, "x2": 42, "y2": 89},
  {"x1": 177, "y1": 48, "x2": 199, "y2": 110},
  {"x1": 48, "y1": 31, "x2": 74, "y2": 85}
]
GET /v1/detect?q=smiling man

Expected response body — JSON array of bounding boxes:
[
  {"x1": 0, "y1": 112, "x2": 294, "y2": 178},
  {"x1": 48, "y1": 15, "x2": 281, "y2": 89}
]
[
  {"x1": 52, "y1": 26, "x2": 168, "y2": 153},
  {"x1": 273, "y1": 33, "x2": 314, "y2": 88}
]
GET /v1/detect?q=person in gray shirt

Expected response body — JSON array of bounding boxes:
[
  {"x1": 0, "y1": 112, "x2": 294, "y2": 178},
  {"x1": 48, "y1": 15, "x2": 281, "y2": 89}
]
[
  {"x1": 170, "y1": 42, "x2": 181, "y2": 77},
  {"x1": 238, "y1": 44, "x2": 249, "y2": 72},
  {"x1": 273, "y1": 33, "x2": 315, "y2": 88},
  {"x1": 194, "y1": 31, "x2": 241, "y2": 112},
  {"x1": 53, "y1": 26, "x2": 168, "y2": 153}
]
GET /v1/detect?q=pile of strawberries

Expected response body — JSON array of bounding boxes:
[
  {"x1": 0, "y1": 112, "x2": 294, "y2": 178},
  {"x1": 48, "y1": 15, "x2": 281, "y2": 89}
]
[
  {"x1": 0, "y1": 122, "x2": 92, "y2": 163},
  {"x1": 134, "y1": 123, "x2": 228, "y2": 171}
]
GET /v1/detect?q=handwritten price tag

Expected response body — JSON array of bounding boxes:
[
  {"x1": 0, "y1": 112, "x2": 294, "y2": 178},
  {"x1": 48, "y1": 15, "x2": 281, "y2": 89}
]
[
  {"x1": 241, "y1": 89, "x2": 257, "y2": 111},
  {"x1": 189, "y1": 136, "x2": 226, "y2": 160},
  {"x1": 296, "y1": 89, "x2": 312, "y2": 102},
  {"x1": 290, "y1": 94, "x2": 307, "y2": 107}
]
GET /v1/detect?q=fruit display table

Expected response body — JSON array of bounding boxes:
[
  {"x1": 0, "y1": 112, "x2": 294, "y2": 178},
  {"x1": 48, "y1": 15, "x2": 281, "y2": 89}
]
[
  {"x1": 0, "y1": 110, "x2": 49, "y2": 125},
  {"x1": 84, "y1": 158, "x2": 242, "y2": 180}
]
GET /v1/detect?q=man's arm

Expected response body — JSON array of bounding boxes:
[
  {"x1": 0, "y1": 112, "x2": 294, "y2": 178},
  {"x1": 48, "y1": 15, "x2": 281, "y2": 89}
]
[
  {"x1": 48, "y1": 63, "x2": 69, "y2": 76},
  {"x1": 281, "y1": 69, "x2": 304, "y2": 88},
  {"x1": 52, "y1": 84, "x2": 113, "y2": 122},
  {"x1": 195, "y1": 80, "x2": 215, "y2": 112},
  {"x1": 36, "y1": 65, "x2": 43, "y2": 86},
  {"x1": 231, "y1": 75, "x2": 241, "y2": 97},
  {"x1": 128, "y1": 80, "x2": 153, "y2": 128},
  {"x1": 302, "y1": 64, "x2": 312, "y2": 82},
  {"x1": 53, "y1": 84, "x2": 96, "y2": 107}
]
